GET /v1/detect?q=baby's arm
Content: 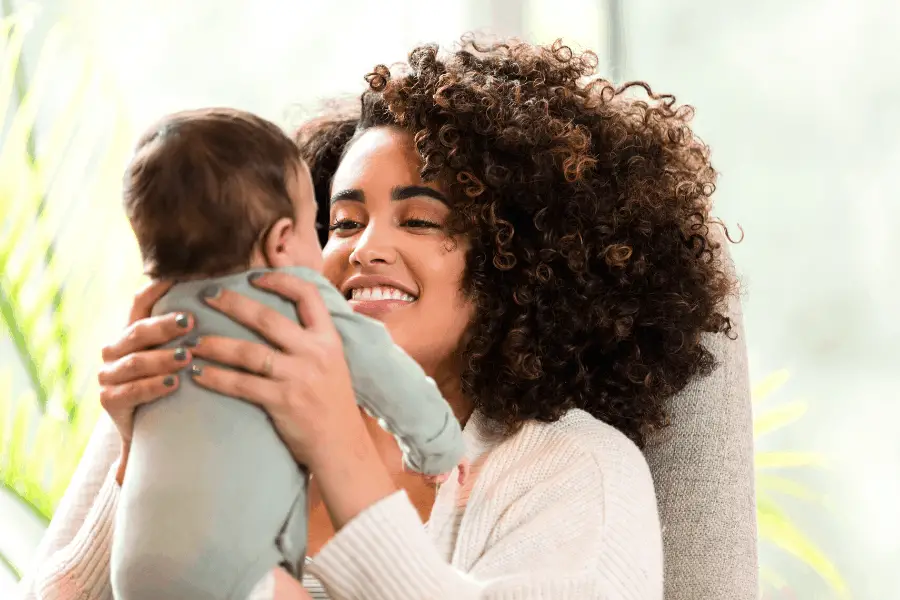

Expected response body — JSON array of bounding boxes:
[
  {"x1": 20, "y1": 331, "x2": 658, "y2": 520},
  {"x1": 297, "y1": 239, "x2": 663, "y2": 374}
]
[{"x1": 310, "y1": 280, "x2": 465, "y2": 477}]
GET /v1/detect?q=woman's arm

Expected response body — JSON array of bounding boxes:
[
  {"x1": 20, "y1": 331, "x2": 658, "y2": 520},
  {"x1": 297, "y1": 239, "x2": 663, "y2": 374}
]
[
  {"x1": 26, "y1": 465, "x2": 120, "y2": 600},
  {"x1": 189, "y1": 274, "x2": 660, "y2": 599},
  {"x1": 307, "y1": 426, "x2": 661, "y2": 600},
  {"x1": 17, "y1": 413, "x2": 115, "y2": 594}
]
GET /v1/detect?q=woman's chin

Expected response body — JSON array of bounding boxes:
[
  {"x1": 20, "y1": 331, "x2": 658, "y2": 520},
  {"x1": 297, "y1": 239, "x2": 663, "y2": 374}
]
[{"x1": 348, "y1": 299, "x2": 416, "y2": 320}]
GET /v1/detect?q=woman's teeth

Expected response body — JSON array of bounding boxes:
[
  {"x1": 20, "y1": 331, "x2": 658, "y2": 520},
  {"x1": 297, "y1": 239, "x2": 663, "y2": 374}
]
[{"x1": 350, "y1": 286, "x2": 417, "y2": 302}]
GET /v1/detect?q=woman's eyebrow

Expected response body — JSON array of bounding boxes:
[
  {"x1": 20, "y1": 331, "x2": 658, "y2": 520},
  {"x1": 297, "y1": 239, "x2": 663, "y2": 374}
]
[
  {"x1": 330, "y1": 189, "x2": 363, "y2": 204},
  {"x1": 391, "y1": 185, "x2": 448, "y2": 204},
  {"x1": 331, "y1": 185, "x2": 448, "y2": 205}
]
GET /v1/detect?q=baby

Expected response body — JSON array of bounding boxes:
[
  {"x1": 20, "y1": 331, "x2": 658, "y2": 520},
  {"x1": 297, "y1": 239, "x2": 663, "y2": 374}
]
[{"x1": 110, "y1": 108, "x2": 468, "y2": 600}]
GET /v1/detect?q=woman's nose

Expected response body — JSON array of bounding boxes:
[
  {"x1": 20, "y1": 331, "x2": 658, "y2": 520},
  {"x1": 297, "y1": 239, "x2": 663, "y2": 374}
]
[{"x1": 348, "y1": 223, "x2": 397, "y2": 266}]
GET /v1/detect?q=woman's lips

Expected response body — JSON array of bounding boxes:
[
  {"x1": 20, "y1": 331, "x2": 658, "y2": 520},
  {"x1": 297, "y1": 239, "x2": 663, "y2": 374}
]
[
  {"x1": 346, "y1": 284, "x2": 418, "y2": 319},
  {"x1": 348, "y1": 298, "x2": 415, "y2": 319}
]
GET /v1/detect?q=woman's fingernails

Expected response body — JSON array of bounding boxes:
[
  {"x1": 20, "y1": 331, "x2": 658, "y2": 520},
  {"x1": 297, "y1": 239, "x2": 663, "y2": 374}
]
[
  {"x1": 248, "y1": 272, "x2": 264, "y2": 284},
  {"x1": 174, "y1": 347, "x2": 187, "y2": 362},
  {"x1": 174, "y1": 313, "x2": 190, "y2": 328},
  {"x1": 200, "y1": 285, "x2": 221, "y2": 302},
  {"x1": 190, "y1": 364, "x2": 203, "y2": 377},
  {"x1": 163, "y1": 375, "x2": 177, "y2": 387},
  {"x1": 183, "y1": 336, "x2": 201, "y2": 348}
]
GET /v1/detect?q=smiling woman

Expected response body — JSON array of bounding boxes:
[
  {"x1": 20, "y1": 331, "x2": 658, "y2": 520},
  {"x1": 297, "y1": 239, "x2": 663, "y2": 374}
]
[
  {"x1": 22, "y1": 37, "x2": 754, "y2": 600},
  {"x1": 324, "y1": 127, "x2": 473, "y2": 374}
]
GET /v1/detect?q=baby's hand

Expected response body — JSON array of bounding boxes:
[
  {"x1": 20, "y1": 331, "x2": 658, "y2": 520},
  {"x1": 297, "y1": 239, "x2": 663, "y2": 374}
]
[{"x1": 415, "y1": 458, "x2": 470, "y2": 487}]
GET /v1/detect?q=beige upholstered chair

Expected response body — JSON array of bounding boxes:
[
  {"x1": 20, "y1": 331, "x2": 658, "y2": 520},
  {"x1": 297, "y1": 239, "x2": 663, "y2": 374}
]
[{"x1": 644, "y1": 240, "x2": 758, "y2": 599}]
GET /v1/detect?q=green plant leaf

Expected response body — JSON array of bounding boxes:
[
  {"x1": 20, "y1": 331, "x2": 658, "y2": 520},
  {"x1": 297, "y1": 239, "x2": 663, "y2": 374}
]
[
  {"x1": 754, "y1": 401, "x2": 808, "y2": 438},
  {"x1": 757, "y1": 474, "x2": 823, "y2": 505},
  {"x1": 758, "y1": 565, "x2": 788, "y2": 593},
  {"x1": 0, "y1": 11, "x2": 76, "y2": 415},
  {"x1": 0, "y1": 548, "x2": 21, "y2": 581},
  {"x1": 756, "y1": 451, "x2": 826, "y2": 470},
  {"x1": 752, "y1": 369, "x2": 848, "y2": 597},
  {"x1": 1, "y1": 5, "x2": 138, "y2": 560},
  {"x1": 752, "y1": 369, "x2": 791, "y2": 406},
  {"x1": 757, "y1": 496, "x2": 849, "y2": 597}
]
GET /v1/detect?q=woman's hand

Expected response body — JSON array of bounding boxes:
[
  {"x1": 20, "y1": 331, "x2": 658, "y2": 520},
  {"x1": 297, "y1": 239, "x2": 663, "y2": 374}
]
[
  {"x1": 97, "y1": 280, "x2": 194, "y2": 484},
  {"x1": 189, "y1": 272, "x2": 397, "y2": 527}
]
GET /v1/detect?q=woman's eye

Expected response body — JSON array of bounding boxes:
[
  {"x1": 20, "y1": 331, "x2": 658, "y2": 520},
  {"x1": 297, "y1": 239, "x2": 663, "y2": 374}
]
[
  {"x1": 328, "y1": 219, "x2": 361, "y2": 233},
  {"x1": 403, "y1": 218, "x2": 441, "y2": 229}
]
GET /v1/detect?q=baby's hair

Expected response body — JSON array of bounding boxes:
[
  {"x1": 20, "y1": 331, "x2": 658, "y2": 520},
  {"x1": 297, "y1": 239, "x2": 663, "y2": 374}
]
[{"x1": 124, "y1": 107, "x2": 303, "y2": 278}]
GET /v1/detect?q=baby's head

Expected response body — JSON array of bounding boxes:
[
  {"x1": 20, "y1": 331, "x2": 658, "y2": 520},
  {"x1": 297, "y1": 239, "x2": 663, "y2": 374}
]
[{"x1": 123, "y1": 107, "x2": 323, "y2": 279}]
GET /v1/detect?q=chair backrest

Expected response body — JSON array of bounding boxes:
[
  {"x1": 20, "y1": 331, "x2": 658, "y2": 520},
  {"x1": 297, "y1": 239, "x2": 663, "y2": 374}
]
[{"x1": 643, "y1": 238, "x2": 758, "y2": 599}]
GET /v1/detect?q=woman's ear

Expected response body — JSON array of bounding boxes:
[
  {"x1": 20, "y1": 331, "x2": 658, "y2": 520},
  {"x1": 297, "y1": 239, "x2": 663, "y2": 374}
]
[{"x1": 262, "y1": 217, "x2": 296, "y2": 268}]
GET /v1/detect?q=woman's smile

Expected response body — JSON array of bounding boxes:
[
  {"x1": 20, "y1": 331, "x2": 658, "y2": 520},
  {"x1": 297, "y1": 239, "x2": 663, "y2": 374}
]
[{"x1": 341, "y1": 275, "x2": 418, "y2": 319}]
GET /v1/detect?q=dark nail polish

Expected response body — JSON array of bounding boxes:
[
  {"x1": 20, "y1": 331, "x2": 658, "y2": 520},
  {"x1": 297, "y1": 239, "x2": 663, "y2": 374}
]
[
  {"x1": 174, "y1": 347, "x2": 187, "y2": 361},
  {"x1": 174, "y1": 313, "x2": 189, "y2": 328},
  {"x1": 248, "y1": 272, "x2": 264, "y2": 284},
  {"x1": 183, "y1": 336, "x2": 200, "y2": 348},
  {"x1": 190, "y1": 364, "x2": 203, "y2": 377},
  {"x1": 163, "y1": 375, "x2": 176, "y2": 387},
  {"x1": 200, "y1": 285, "x2": 221, "y2": 302}
]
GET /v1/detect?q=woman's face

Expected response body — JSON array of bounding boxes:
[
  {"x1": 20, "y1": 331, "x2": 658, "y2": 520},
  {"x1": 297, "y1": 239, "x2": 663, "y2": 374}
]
[{"x1": 323, "y1": 127, "x2": 473, "y2": 380}]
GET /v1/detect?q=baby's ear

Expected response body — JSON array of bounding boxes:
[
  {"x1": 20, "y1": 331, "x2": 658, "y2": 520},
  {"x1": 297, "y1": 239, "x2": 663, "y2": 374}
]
[{"x1": 261, "y1": 217, "x2": 297, "y2": 268}]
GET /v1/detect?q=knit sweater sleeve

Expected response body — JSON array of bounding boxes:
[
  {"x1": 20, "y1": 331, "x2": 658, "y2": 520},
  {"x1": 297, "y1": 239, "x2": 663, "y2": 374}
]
[
  {"x1": 18, "y1": 414, "x2": 121, "y2": 600},
  {"x1": 306, "y1": 423, "x2": 663, "y2": 600}
]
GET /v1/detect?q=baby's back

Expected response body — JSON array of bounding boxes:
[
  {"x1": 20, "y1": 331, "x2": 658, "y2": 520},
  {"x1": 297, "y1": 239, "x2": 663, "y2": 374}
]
[{"x1": 112, "y1": 271, "x2": 307, "y2": 600}]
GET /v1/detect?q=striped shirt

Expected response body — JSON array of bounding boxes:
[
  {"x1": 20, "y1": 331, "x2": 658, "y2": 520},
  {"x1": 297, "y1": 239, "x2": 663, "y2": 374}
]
[{"x1": 302, "y1": 559, "x2": 329, "y2": 599}]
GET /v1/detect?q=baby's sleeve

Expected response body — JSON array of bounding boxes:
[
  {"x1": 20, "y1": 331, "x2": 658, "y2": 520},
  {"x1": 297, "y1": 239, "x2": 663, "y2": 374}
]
[{"x1": 312, "y1": 280, "x2": 465, "y2": 476}]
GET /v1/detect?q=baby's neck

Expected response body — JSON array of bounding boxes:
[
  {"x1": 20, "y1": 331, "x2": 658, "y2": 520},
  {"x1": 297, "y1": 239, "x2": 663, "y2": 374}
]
[{"x1": 248, "y1": 252, "x2": 323, "y2": 274}]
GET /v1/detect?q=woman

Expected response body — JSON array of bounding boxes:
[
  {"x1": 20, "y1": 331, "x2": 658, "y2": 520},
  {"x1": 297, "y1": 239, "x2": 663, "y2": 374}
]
[{"x1": 23, "y1": 39, "x2": 743, "y2": 599}]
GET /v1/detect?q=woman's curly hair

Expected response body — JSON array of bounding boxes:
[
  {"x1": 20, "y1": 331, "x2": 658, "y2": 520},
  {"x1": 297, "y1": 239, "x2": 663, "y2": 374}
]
[
  {"x1": 301, "y1": 38, "x2": 738, "y2": 447},
  {"x1": 293, "y1": 102, "x2": 360, "y2": 248}
]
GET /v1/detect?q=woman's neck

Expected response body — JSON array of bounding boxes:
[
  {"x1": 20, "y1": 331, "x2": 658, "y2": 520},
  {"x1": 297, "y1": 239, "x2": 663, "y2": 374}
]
[{"x1": 430, "y1": 360, "x2": 474, "y2": 426}]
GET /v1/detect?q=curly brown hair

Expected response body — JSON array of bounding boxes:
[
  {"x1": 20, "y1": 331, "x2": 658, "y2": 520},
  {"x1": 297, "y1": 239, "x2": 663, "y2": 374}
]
[
  {"x1": 300, "y1": 38, "x2": 738, "y2": 447},
  {"x1": 294, "y1": 103, "x2": 359, "y2": 248}
]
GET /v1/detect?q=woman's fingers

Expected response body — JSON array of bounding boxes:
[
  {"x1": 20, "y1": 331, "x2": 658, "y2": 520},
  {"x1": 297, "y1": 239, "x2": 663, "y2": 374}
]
[
  {"x1": 250, "y1": 273, "x2": 334, "y2": 334},
  {"x1": 128, "y1": 280, "x2": 175, "y2": 324},
  {"x1": 190, "y1": 336, "x2": 285, "y2": 379},
  {"x1": 98, "y1": 346, "x2": 192, "y2": 385},
  {"x1": 189, "y1": 364, "x2": 282, "y2": 411},
  {"x1": 101, "y1": 312, "x2": 194, "y2": 363},
  {"x1": 99, "y1": 374, "x2": 181, "y2": 421},
  {"x1": 201, "y1": 286, "x2": 305, "y2": 352}
]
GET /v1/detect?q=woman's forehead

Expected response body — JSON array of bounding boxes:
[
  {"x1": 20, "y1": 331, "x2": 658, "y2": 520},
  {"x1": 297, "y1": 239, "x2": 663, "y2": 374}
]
[
  {"x1": 332, "y1": 127, "x2": 429, "y2": 191},
  {"x1": 335, "y1": 127, "x2": 421, "y2": 181}
]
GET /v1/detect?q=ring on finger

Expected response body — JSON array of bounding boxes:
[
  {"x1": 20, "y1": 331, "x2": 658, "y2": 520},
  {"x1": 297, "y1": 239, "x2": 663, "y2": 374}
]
[{"x1": 261, "y1": 352, "x2": 275, "y2": 378}]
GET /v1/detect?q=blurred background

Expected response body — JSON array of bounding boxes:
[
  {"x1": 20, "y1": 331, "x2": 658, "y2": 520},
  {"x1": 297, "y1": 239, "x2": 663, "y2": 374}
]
[{"x1": 1, "y1": 0, "x2": 897, "y2": 597}]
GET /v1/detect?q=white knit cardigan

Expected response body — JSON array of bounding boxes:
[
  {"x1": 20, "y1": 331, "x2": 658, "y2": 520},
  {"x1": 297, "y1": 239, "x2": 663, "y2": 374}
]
[{"x1": 20, "y1": 409, "x2": 663, "y2": 599}]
